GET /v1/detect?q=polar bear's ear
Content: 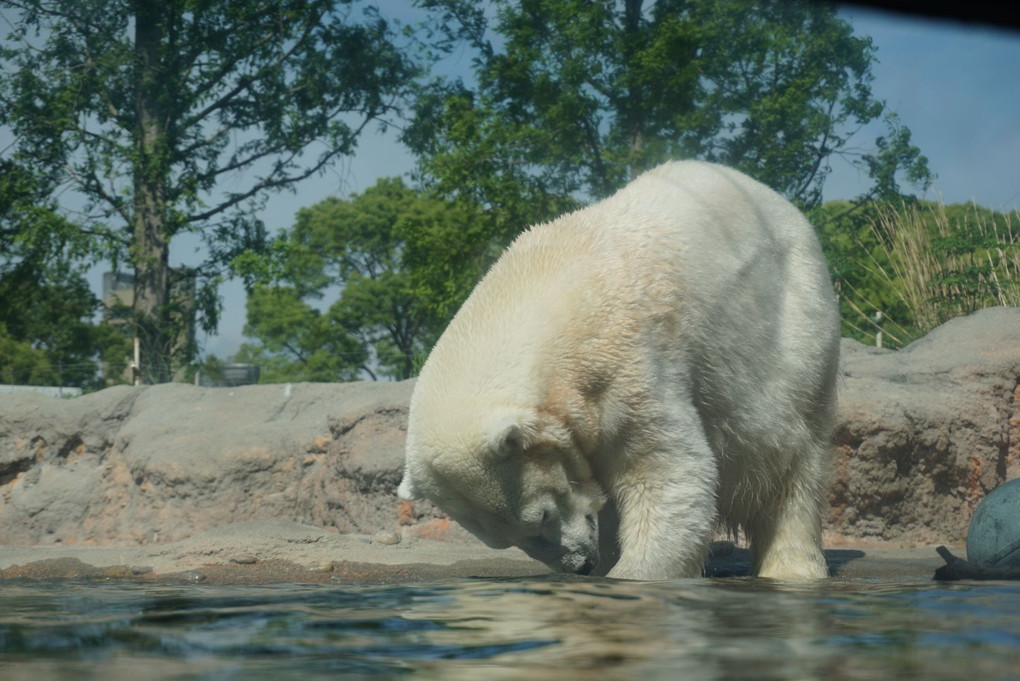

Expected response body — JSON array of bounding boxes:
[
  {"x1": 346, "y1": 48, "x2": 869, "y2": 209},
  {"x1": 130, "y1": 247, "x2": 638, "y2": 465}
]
[
  {"x1": 494, "y1": 423, "x2": 524, "y2": 458},
  {"x1": 489, "y1": 416, "x2": 532, "y2": 459}
]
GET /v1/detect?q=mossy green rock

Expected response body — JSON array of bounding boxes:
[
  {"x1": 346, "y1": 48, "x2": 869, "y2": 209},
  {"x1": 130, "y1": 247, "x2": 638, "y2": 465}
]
[{"x1": 966, "y1": 478, "x2": 1020, "y2": 566}]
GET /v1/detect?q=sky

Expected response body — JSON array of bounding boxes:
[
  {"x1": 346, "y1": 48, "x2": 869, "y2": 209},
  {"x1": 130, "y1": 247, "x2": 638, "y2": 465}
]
[
  {"x1": 83, "y1": 6, "x2": 1020, "y2": 360},
  {"x1": 821, "y1": 8, "x2": 1020, "y2": 212}
]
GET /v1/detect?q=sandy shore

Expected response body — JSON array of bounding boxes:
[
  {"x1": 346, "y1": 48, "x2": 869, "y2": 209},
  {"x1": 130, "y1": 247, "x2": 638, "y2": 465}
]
[{"x1": 0, "y1": 520, "x2": 955, "y2": 584}]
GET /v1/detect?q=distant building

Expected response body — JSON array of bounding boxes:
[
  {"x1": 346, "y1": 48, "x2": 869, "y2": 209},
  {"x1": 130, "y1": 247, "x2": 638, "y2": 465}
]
[{"x1": 102, "y1": 271, "x2": 135, "y2": 312}]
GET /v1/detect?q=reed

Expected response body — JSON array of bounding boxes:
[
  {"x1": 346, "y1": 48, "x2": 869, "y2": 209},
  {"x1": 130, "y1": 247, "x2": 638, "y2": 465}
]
[{"x1": 841, "y1": 201, "x2": 1020, "y2": 347}]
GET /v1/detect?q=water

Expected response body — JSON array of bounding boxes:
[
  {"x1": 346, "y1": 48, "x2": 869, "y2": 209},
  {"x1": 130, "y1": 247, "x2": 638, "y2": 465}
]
[{"x1": 1, "y1": 577, "x2": 1018, "y2": 680}]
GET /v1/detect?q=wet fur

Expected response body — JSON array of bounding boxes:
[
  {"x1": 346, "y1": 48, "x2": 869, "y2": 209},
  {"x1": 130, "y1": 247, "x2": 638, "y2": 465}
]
[{"x1": 399, "y1": 161, "x2": 839, "y2": 580}]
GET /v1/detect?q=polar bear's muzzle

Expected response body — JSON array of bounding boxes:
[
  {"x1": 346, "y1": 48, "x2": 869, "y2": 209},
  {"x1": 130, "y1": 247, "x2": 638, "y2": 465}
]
[
  {"x1": 520, "y1": 535, "x2": 600, "y2": 575},
  {"x1": 565, "y1": 548, "x2": 600, "y2": 576},
  {"x1": 519, "y1": 512, "x2": 600, "y2": 575}
]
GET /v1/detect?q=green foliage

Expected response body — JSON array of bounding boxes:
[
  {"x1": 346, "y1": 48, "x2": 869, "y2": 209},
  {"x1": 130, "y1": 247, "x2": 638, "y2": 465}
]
[
  {"x1": 408, "y1": 0, "x2": 931, "y2": 230},
  {"x1": 0, "y1": 264, "x2": 132, "y2": 389},
  {"x1": 0, "y1": 323, "x2": 57, "y2": 386},
  {"x1": 861, "y1": 114, "x2": 933, "y2": 203},
  {"x1": 897, "y1": 203, "x2": 1020, "y2": 328},
  {"x1": 238, "y1": 178, "x2": 486, "y2": 381},
  {"x1": 240, "y1": 284, "x2": 368, "y2": 381},
  {"x1": 0, "y1": 157, "x2": 130, "y2": 388},
  {"x1": 814, "y1": 200, "x2": 912, "y2": 344},
  {"x1": 0, "y1": 0, "x2": 417, "y2": 382},
  {"x1": 816, "y1": 200, "x2": 1020, "y2": 347}
]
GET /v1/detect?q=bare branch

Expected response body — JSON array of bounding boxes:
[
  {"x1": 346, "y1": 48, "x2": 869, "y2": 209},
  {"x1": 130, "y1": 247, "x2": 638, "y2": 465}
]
[
  {"x1": 186, "y1": 106, "x2": 382, "y2": 223},
  {"x1": 181, "y1": 10, "x2": 322, "y2": 131}
]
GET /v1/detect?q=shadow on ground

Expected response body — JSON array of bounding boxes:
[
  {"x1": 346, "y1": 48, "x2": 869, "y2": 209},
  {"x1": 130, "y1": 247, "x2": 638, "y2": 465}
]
[{"x1": 705, "y1": 543, "x2": 887, "y2": 579}]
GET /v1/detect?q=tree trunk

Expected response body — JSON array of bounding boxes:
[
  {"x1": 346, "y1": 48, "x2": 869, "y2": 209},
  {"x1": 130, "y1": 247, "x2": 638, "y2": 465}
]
[
  {"x1": 132, "y1": 2, "x2": 172, "y2": 383},
  {"x1": 621, "y1": 0, "x2": 646, "y2": 184}
]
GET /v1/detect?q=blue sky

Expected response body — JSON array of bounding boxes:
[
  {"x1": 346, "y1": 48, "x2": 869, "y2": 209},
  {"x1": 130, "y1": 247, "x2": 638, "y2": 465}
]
[
  {"x1": 122, "y1": 7, "x2": 1020, "y2": 359},
  {"x1": 822, "y1": 9, "x2": 1020, "y2": 212}
]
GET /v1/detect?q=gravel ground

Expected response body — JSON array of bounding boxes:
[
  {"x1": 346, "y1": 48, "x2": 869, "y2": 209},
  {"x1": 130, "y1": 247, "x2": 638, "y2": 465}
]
[{"x1": 0, "y1": 520, "x2": 955, "y2": 584}]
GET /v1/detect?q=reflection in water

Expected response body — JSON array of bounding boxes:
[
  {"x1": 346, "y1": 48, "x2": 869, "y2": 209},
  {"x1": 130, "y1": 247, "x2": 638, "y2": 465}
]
[{"x1": 0, "y1": 577, "x2": 1018, "y2": 680}]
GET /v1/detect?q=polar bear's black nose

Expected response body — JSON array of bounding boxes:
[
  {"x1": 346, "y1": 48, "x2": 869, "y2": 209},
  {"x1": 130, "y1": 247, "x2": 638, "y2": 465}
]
[{"x1": 578, "y1": 553, "x2": 598, "y2": 576}]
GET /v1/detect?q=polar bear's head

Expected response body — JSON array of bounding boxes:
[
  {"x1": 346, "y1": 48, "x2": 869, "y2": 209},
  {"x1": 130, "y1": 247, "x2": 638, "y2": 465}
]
[{"x1": 398, "y1": 409, "x2": 605, "y2": 575}]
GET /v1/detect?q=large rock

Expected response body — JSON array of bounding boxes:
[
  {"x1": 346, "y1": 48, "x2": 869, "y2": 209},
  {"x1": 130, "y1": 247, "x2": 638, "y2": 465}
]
[
  {"x1": 0, "y1": 380, "x2": 455, "y2": 545},
  {"x1": 829, "y1": 307, "x2": 1020, "y2": 544},
  {"x1": 1, "y1": 307, "x2": 1018, "y2": 548}
]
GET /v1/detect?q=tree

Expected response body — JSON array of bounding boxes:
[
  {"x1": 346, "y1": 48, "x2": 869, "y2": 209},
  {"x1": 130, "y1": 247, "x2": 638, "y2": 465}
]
[
  {"x1": 238, "y1": 284, "x2": 370, "y2": 382},
  {"x1": 407, "y1": 0, "x2": 931, "y2": 237},
  {"x1": 239, "y1": 177, "x2": 485, "y2": 381},
  {"x1": 0, "y1": 158, "x2": 130, "y2": 388},
  {"x1": 0, "y1": 263, "x2": 132, "y2": 388},
  {"x1": 0, "y1": 0, "x2": 416, "y2": 382},
  {"x1": 0, "y1": 323, "x2": 57, "y2": 386}
]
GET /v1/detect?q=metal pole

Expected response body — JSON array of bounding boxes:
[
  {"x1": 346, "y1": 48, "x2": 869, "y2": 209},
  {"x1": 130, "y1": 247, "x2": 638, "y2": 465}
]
[{"x1": 133, "y1": 336, "x2": 141, "y2": 385}]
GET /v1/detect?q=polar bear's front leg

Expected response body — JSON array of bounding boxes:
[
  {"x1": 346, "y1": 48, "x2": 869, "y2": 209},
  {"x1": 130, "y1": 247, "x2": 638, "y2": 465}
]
[{"x1": 606, "y1": 447, "x2": 718, "y2": 580}]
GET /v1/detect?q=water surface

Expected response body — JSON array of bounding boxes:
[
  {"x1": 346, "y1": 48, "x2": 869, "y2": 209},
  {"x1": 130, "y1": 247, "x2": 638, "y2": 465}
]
[{"x1": 1, "y1": 576, "x2": 1018, "y2": 680}]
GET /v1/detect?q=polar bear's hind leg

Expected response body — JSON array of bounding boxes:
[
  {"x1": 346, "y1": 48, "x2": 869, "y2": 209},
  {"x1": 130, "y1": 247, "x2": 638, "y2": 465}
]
[{"x1": 748, "y1": 447, "x2": 829, "y2": 580}]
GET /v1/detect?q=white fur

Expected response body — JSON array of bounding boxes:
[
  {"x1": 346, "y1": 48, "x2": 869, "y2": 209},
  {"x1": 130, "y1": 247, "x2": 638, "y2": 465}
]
[{"x1": 399, "y1": 161, "x2": 839, "y2": 580}]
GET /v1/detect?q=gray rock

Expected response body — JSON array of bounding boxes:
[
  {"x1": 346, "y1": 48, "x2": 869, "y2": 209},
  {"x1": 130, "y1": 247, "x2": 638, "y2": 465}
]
[
  {"x1": 829, "y1": 307, "x2": 1020, "y2": 544},
  {"x1": 372, "y1": 530, "x2": 402, "y2": 545},
  {"x1": 0, "y1": 379, "x2": 449, "y2": 545}
]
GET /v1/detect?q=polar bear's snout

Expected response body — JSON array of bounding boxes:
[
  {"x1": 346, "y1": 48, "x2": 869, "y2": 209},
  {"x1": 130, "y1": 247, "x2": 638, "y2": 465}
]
[
  {"x1": 519, "y1": 510, "x2": 600, "y2": 575},
  {"x1": 566, "y1": 514, "x2": 601, "y2": 575},
  {"x1": 554, "y1": 542, "x2": 599, "y2": 575}
]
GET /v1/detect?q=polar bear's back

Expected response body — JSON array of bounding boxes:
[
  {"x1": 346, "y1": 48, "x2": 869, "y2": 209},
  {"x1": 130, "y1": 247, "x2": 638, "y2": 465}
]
[
  {"x1": 414, "y1": 161, "x2": 839, "y2": 452},
  {"x1": 499, "y1": 160, "x2": 836, "y2": 361},
  {"x1": 597, "y1": 161, "x2": 837, "y2": 392},
  {"x1": 600, "y1": 161, "x2": 826, "y2": 285}
]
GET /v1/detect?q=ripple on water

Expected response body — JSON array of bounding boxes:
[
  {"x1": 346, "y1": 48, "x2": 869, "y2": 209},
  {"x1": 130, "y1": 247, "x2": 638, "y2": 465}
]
[{"x1": 0, "y1": 577, "x2": 1018, "y2": 680}]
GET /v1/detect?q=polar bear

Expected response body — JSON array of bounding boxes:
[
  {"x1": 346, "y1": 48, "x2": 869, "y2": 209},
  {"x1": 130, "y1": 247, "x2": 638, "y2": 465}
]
[{"x1": 398, "y1": 161, "x2": 839, "y2": 580}]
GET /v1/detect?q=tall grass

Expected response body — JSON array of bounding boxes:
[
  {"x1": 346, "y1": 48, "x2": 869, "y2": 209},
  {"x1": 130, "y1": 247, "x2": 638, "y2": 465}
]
[{"x1": 842, "y1": 201, "x2": 1020, "y2": 347}]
